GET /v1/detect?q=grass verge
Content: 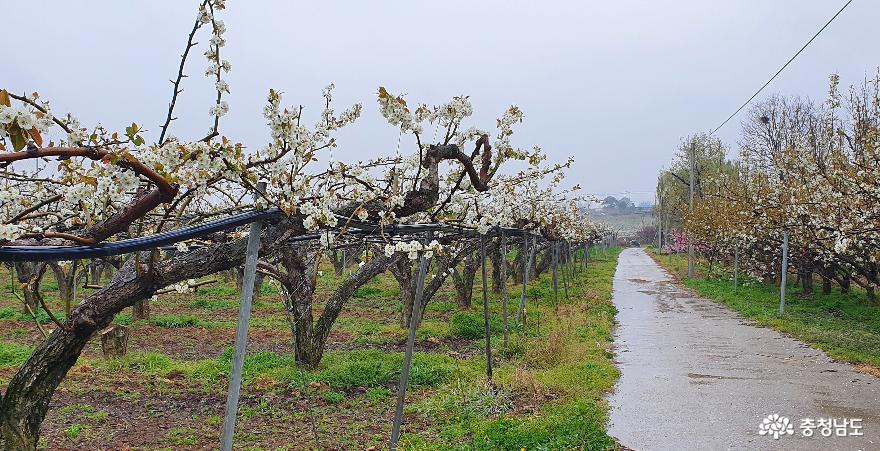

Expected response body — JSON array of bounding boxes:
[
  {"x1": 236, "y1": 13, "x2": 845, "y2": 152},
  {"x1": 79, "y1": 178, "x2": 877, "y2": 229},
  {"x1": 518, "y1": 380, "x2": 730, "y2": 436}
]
[
  {"x1": 402, "y1": 247, "x2": 623, "y2": 450},
  {"x1": 647, "y1": 247, "x2": 880, "y2": 368}
]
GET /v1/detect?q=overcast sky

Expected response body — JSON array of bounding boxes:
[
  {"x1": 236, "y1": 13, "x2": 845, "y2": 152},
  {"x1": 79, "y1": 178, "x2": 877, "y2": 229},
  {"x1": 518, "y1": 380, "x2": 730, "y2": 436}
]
[{"x1": 4, "y1": 1, "x2": 875, "y2": 204}]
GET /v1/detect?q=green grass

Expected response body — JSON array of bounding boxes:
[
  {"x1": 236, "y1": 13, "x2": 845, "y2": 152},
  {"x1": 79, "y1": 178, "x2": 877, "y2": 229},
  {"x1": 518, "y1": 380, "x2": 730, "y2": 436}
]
[
  {"x1": 64, "y1": 424, "x2": 86, "y2": 440},
  {"x1": 0, "y1": 306, "x2": 61, "y2": 324},
  {"x1": 0, "y1": 252, "x2": 623, "y2": 448},
  {"x1": 403, "y1": 248, "x2": 623, "y2": 450},
  {"x1": 0, "y1": 342, "x2": 33, "y2": 368},
  {"x1": 146, "y1": 314, "x2": 208, "y2": 328},
  {"x1": 448, "y1": 311, "x2": 503, "y2": 339},
  {"x1": 650, "y1": 249, "x2": 880, "y2": 367},
  {"x1": 97, "y1": 346, "x2": 456, "y2": 392},
  {"x1": 167, "y1": 427, "x2": 198, "y2": 445}
]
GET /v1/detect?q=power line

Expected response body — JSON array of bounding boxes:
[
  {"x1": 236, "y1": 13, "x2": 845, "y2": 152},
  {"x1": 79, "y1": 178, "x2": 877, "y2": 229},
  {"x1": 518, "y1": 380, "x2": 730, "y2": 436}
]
[{"x1": 709, "y1": 0, "x2": 854, "y2": 136}]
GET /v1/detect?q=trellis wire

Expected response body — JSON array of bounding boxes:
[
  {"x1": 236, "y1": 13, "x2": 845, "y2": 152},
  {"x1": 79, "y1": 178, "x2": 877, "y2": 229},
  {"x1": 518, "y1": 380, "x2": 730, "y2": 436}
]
[{"x1": 1, "y1": 203, "x2": 600, "y2": 448}]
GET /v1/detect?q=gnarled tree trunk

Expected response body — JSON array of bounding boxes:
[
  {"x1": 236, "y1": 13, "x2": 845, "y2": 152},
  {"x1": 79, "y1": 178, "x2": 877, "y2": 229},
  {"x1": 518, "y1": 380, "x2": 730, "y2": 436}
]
[
  {"x1": 279, "y1": 244, "x2": 398, "y2": 368},
  {"x1": 0, "y1": 230, "x2": 276, "y2": 450}
]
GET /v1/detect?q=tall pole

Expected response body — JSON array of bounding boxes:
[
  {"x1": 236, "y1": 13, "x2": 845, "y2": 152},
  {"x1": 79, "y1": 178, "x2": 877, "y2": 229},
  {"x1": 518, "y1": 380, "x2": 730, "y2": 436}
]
[
  {"x1": 657, "y1": 193, "x2": 662, "y2": 251},
  {"x1": 500, "y1": 233, "x2": 509, "y2": 355},
  {"x1": 390, "y1": 234, "x2": 431, "y2": 449},
  {"x1": 221, "y1": 182, "x2": 265, "y2": 451},
  {"x1": 687, "y1": 140, "x2": 696, "y2": 278},
  {"x1": 779, "y1": 231, "x2": 789, "y2": 315},
  {"x1": 516, "y1": 234, "x2": 535, "y2": 323},
  {"x1": 733, "y1": 246, "x2": 739, "y2": 292},
  {"x1": 480, "y1": 235, "x2": 493, "y2": 383}
]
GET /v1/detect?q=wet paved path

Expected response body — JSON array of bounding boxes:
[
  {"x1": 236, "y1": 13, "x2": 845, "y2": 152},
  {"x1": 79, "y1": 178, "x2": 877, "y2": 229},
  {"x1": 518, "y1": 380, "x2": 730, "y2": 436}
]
[{"x1": 607, "y1": 248, "x2": 880, "y2": 450}]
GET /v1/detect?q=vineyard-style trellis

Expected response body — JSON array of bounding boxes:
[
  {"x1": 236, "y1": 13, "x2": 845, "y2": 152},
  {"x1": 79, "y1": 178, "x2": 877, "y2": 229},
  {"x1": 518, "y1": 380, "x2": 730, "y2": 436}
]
[
  {"x1": 0, "y1": 204, "x2": 605, "y2": 449},
  {"x1": 0, "y1": 1, "x2": 614, "y2": 448}
]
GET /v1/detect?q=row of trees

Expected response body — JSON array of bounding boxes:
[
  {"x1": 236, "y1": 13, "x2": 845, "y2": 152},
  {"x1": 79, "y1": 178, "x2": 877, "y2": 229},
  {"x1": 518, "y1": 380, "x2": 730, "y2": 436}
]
[
  {"x1": 0, "y1": 1, "x2": 609, "y2": 448},
  {"x1": 656, "y1": 71, "x2": 880, "y2": 300}
]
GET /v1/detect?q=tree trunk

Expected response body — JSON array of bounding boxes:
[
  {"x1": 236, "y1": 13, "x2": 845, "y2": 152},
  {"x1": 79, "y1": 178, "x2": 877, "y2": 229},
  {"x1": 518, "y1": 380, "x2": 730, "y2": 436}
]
[
  {"x1": 132, "y1": 299, "x2": 150, "y2": 320},
  {"x1": 280, "y1": 244, "x2": 397, "y2": 368},
  {"x1": 799, "y1": 262, "x2": 814, "y2": 300},
  {"x1": 534, "y1": 245, "x2": 552, "y2": 279},
  {"x1": 49, "y1": 262, "x2": 79, "y2": 317},
  {"x1": 821, "y1": 266, "x2": 833, "y2": 295},
  {"x1": 489, "y1": 240, "x2": 504, "y2": 294},
  {"x1": 867, "y1": 266, "x2": 878, "y2": 303},
  {"x1": 452, "y1": 251, "x2": 480, "y2": 308},
  {"x1": 513, "y1": 239, "x2": 535, "y2": 284},
  {"x1": 88, "y1": 260, "x2": 102, "y2": 285},
  {"x1": 389, "y1": 257, "x2": 415, "y2": 329},
  {"x1": 329, "y1": 248, "x2": 344, "y2": 276},
  {"x1": 13, "y1": 262, "x2": 41, "y2": 315},
  {"x1": 278, "y1": 244, "x2": 321, "y2": 367},
  {"x1": 236, "y1": 266, "x2": 264, "y2": 301},
  {"x1": 99, "y1": 324, "x2": 130, "y2": 358}
]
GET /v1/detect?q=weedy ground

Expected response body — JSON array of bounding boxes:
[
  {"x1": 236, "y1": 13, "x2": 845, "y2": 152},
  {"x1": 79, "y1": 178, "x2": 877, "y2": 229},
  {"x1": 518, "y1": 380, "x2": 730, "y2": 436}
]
[
  {"x1": 648, "y1": 247, "x2": 880, "y2": 371},
  {"x1": 0, "y1": 248, "x2": 622, "y2": 450}
]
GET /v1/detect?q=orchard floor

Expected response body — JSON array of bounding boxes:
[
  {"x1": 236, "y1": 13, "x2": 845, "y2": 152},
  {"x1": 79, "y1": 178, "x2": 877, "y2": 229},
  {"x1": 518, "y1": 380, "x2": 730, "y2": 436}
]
[
  {"x1": 0, "y1": 249, "x2": 622, "y2": 450},
  {"x1": 607, "y1": 248, "x2": 880, "y2": 450}
]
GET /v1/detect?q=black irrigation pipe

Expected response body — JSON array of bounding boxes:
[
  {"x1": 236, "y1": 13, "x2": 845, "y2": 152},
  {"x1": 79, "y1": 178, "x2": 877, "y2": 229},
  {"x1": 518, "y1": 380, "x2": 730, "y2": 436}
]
[
  {"x1": 0, "y1": 208, "x2": 553, "y2": 263},
  {"x1": 0, "y1": 208, "x2": 285, "y2": 262}
]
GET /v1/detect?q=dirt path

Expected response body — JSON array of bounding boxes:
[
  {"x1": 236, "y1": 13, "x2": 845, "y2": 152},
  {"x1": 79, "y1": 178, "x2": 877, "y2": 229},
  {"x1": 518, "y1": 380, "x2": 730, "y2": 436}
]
[{"x1": 607, "y1": 248, "x2": 880, "y2": 450}]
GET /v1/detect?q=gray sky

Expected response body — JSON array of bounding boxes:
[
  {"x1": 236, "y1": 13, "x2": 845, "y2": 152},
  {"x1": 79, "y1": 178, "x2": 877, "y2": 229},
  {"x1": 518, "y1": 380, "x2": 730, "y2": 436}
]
[{"x1": 4, "y1": 1, "x2": 875, "y2": 204}]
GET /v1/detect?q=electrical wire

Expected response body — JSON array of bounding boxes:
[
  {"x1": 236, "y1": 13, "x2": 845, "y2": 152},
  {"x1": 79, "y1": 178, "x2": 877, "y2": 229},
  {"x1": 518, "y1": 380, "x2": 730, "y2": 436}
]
[{"x1": 709, "y1": 0, "x2": 854, "y2": 135}]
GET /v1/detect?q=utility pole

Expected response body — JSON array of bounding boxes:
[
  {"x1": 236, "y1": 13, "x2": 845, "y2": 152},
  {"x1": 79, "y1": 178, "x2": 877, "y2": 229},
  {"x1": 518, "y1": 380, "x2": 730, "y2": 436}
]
[
  {"x1": 687, "y1": 140, "x2": 695, "y2": 279},
  {"x1": 656, "y1": 193, "x2": 662, "y2": 251},
  {"x1": 733, "y1": 246, "x2": 739, "y2": 292},
  {"x1": 779, "y1": 231, "x2": 789, "y2": 315}
]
